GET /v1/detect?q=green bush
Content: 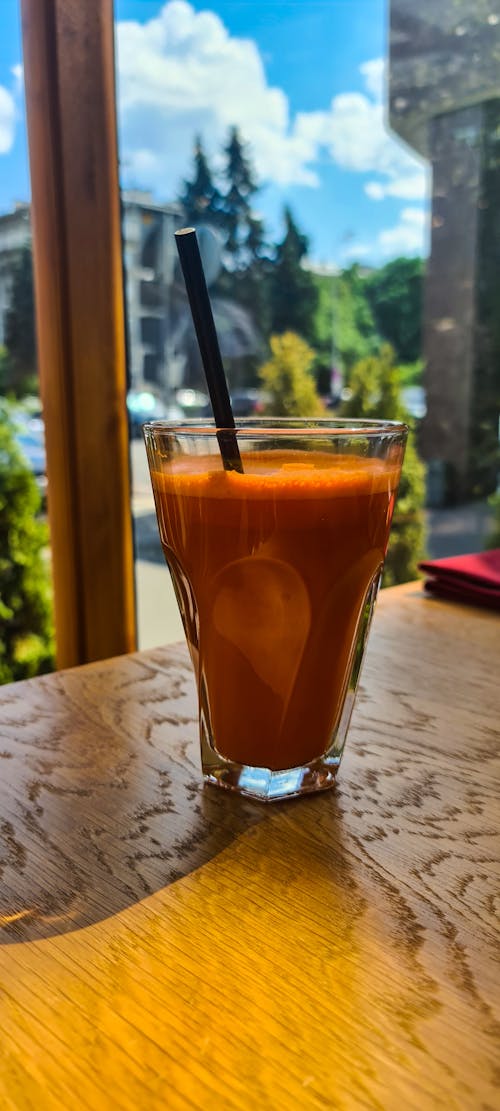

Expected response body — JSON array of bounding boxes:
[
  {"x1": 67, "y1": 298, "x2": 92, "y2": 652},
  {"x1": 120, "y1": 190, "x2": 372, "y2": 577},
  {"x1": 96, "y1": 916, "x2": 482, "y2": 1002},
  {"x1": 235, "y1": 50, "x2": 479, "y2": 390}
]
[
  {"x1": 0, "y1": 403, "x2": 54, "y2": 683},
  {"x1": 3, "y1": 247, "x2": 38, "y2": 398},
  {"x1": 341, "y1": 344, "x2": 427, "y2": 585},
  {"x1": 258, "y1": 332, "x2": 324, "y2": 417},
  {"x1": 484, "y1": 492, "x2": 500, "y2": 549}
]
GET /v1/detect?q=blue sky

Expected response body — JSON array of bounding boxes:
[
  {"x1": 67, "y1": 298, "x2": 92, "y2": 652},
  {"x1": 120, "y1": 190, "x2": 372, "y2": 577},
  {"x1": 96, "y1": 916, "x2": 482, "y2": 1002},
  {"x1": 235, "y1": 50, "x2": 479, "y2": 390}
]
[{"x1": 0, "y1": 0, "x2": 430, "y2": 267}]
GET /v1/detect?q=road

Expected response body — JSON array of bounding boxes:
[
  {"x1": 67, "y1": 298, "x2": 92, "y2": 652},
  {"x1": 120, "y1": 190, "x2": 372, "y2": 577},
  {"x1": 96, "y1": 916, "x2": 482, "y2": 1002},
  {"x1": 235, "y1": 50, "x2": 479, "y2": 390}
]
[{"x1": 131, "y1": 438, "x2": 184, "y2": 650}]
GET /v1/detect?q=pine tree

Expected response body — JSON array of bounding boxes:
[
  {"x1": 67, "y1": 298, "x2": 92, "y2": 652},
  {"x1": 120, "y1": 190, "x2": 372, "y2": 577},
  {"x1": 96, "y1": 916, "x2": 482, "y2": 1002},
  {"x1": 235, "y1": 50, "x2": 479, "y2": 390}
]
[
  {"x1": 3, "y1": 246, "x2": 38, "y2": 398},
  {"x1": 341, "y1": 344, "x2": 426, "y2": 585},
  {"x1": 210, "y1": 128, "x2": 274, "y2": 342},
  {"x1": 180, "y1": 136, "x2": 221, "y2": 226},
  {"x1": 258, "y1": 332, "x2": 324, "y2": 417},
  {"x1": 269, "y1": 207, "x2": 318, "y2": 345},
  {"x1": 0, "y1": 403, "x2": 54, "y2": 683},
  {"x1": 220, "y1": 127, "x2": 259, "y2": 265}
]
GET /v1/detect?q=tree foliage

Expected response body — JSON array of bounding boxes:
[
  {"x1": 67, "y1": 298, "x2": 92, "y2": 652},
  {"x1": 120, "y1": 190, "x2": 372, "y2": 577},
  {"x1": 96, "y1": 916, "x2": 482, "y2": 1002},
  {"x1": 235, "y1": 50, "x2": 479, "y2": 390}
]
[
  {"x1": 0, "y1": 403, "x2": 54, "y2": 684},
  {"x1": 220, "y1": 126, "x2": 259, "y2": 266},
  {"x1": 485, "y1": 492, "x2": 500, "y2": 549},
  {"x1": 335, "y1": 266, "x2": 378, "y2": 374},
  {"x1": 269, "y1": 207, "x2": 318, "y2": 345},
  {"x1": 3, "y1": 246, "x2": 37, "y2": 397},
  {"x1": 312, "y1": 267, "x2": 378, "y2": 385},
  {"x1": 341, "y1": 344, "x2": 426, "y2": 586},
  {"x1": 365, "y1": 257, "x2": 423, "y2": 365},
  {"x1": 258, "y1": 332, "x2": 324, "y2": 417},
  {"x1": 179, "y1": 135, "x2": 222, "y2": 226},
  {"x1": 0, "y1": 346, "x2": 10, "y2": 394}
]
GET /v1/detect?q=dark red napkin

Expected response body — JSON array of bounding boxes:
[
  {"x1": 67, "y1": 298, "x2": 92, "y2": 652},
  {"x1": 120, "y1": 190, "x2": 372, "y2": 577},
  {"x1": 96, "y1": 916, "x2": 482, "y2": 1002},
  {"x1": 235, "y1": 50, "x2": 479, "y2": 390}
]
[{"x1": 418, "y1": 549, "x2": 500, "y2": 611}]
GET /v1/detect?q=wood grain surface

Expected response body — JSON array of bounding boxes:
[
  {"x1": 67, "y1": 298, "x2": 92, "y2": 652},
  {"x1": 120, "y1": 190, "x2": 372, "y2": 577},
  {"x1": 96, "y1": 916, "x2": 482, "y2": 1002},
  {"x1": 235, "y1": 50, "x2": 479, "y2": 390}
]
[{"x1": 0, "y1": 583, "x2": 498, "y2": 1110}]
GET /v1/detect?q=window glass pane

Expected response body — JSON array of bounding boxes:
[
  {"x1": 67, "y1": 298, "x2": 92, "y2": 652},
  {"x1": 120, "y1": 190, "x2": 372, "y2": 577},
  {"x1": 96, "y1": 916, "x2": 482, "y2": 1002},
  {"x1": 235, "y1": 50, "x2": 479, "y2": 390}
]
[
  {"x1": 114, "y1": 0, "x2": 499, "y2": 649},
  {"x1": 0, "y1": 2, "x2": 54, "y2": 684}
]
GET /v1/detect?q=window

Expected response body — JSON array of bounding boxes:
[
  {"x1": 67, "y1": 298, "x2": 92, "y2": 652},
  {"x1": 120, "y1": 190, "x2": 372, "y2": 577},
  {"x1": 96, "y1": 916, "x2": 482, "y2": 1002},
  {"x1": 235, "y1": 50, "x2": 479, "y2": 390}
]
[{"x1": 115, "y1": 0, "x2": 499, "y2": 650}]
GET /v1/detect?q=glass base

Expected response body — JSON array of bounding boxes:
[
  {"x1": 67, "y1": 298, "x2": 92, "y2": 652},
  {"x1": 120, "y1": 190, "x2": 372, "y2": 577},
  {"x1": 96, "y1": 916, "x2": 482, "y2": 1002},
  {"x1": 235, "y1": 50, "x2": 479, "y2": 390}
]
[
  {"x1": 202, "y1": 753, "x2": 341, "y2": 802},
  {"x1": 198, "y1": 571, "x2": 382, "y2": 803}
]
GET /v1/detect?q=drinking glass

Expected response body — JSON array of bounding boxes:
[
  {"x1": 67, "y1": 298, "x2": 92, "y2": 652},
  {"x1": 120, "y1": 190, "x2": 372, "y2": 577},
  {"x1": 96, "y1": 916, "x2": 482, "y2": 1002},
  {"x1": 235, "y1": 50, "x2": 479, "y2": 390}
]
[{"x1": 144, "y1": 419, "x2": 407, "y2": 801}]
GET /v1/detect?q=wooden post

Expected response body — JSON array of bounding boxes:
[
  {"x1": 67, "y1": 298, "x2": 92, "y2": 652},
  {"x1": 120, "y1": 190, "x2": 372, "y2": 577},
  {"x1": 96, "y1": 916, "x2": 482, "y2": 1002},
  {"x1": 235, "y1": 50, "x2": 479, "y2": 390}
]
[{"x1": 21, "y1": 0, "x2": 136, "y2": 667}]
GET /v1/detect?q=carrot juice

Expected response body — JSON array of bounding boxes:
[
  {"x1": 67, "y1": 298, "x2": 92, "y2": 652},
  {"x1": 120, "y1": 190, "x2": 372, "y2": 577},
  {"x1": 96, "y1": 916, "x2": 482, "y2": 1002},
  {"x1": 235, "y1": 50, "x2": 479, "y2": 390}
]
[{"x1": 146, "y1": 428, "x2": 405, "y2": 799}]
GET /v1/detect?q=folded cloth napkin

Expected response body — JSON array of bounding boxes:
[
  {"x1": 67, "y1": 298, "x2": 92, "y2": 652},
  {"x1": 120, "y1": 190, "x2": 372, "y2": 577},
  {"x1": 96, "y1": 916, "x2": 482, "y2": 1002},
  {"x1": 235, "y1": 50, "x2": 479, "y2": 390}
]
[{"x1": 418, "y1": 549, "x2": 500, "y2": 611}]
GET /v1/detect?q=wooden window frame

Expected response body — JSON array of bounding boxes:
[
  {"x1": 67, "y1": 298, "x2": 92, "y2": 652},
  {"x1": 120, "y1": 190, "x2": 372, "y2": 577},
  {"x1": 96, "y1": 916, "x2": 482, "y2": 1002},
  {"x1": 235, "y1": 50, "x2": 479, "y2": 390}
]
[{"x1": 21, "y1": 0, "x2": 136, "y2": 668}]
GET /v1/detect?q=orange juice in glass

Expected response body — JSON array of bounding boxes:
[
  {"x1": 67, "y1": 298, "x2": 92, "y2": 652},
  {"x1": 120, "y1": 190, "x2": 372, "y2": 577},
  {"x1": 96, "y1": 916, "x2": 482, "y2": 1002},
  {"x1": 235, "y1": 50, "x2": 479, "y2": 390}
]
[{"x1": 144, "y1": 419, "x2": 406, "y2": 801}]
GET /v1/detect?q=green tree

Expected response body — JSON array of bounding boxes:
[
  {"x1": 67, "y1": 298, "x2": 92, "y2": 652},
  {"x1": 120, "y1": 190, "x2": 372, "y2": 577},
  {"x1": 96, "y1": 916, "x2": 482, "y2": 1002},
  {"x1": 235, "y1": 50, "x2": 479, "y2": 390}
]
[
  {"x1": 269, "y1": 207, "x2": 318, "y2": 345},
  {"x1": 0, "y1": 346, "x2": 10, "y2": 393},
  {"x1": 179, "y1": 135, "x2": 222, "y2": 226},
  {"x1": 212, "y1": 128, "x2": 274, "y2": 346},
  {"x1": 258, "y1": 332, "x2": 324, "y2": 417},
  {"x1": 365, "y1": 257, "x2": 423, "y2": 364},
  {"x1": 335, "y1": 266, "x2": 378, "y2": 375},
  {"x1": 0, "y1": 403, "x2": 54, "y2": 683},
  {"x1": 220, "y1": 127, "x2": 259, "y2": 265},
  {"x1": 341, "y1": 344, "x2": 426, "y2": 585},
  {"x1": 232, "y1": 217, "x2": 274, "y2": 341},
  {"x1": 485, "y1": 492, "x2": 500, "y2": 549},
  {"x1": 311, "y1": 267, "x2": 378, "y2": 388},
  {"x1": 3, "y1": 246, "x2": 38, "y2": 397}
]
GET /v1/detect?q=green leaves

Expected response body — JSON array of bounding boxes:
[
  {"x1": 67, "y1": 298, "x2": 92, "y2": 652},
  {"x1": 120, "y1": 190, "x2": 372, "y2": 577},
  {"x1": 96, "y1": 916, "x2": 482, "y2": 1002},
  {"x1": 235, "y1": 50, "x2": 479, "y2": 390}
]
[
  {"x1": 365, "y1": 257, "x2": 424, "y2": 365},
  {"x1": 0, "y1": 404, "x2": 54, "y2": 684},
  {"x1": 340, "y1": 345, "x2": 427, "y2": 586},
  {"x1": 3, "y1": 247, "x2": 37, "y2": 398},
  {"x1": 268, "y1": 209, "x2": 319, "y2": 346},
  {"x1": 259, "y1": 333, "x2": 324, "y2": 418}
]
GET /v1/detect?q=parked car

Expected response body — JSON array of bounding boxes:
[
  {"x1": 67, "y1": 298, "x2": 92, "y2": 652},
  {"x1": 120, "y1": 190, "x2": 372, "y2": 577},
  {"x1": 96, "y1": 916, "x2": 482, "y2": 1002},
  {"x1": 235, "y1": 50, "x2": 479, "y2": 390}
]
[
  {"x1": 176, "y1": 389, "x2": 211, "y2": 418},
  {"x1": 127, "y1": 390, "x2": 183, "y2": 437},
  {"x1": 230, "y1": 389, "x2": 268, "y2": 417},
  {"x1": 13, "y1": 412, "x2": 47, "y2": 498}
]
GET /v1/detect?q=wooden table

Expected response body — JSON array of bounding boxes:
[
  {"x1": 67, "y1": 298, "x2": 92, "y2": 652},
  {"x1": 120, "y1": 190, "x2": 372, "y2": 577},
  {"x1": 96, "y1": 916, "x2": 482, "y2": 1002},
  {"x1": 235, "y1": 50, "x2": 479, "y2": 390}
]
[{"x1": 0, "y1": 582, "x2": 498, "y2": 1110}]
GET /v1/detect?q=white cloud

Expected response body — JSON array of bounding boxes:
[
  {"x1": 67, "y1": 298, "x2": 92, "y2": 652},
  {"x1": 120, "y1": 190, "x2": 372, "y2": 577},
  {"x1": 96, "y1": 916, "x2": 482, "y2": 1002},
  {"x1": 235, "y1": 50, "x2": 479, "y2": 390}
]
[
  {"x1": 322, "y1": 68, "x2": 429, "y2": 203},
  {"x1": 365, "y1": 171, "x2": 429, "y2": 202},
  {"x1": 364, "y1": 181, "x2": 385, "y2": 201},
  {"x1": 115, "y1": 2, "x2": 429, "y2": 202},
  {"x1": 11, "y1": 64, "x2": 23, "y2": 88},
  {"x1": 343, "y1": 207, "x2": 429, "y2": 262},
  {"x1": 379, "y1": 206, "x2": 428, "y2": 256},
  {"x1": 359, "y1": 58, "x2": 385, "y2": 101},
  {"x1": 116, "y1": 0, "x2": 318, "y2": 192},
  {"x1": 0, "y1": 84, "x2": 16, "y2": 154},
  {"x1": 341, "y1": 241, "x2": 374, "y2": 261}
]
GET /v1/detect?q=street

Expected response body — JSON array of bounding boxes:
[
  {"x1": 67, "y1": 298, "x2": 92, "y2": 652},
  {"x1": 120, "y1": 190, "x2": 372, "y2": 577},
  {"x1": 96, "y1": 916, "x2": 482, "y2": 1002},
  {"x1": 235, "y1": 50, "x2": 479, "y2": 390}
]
[{"x1": 131, "y1": 438, "x2": 184, "y2": 649}]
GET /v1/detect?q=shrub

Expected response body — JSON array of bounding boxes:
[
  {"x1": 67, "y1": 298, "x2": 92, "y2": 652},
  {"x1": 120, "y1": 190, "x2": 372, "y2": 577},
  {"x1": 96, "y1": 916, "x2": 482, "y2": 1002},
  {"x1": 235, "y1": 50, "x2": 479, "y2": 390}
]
[
  {"x1": 0, "y1": 403, "x2": 54, "y2": 683},
  {"x1": 484, "y1": 492, "x2": 500, "y2": 550},
  {"x1": 258, "y1": 332, "x2": 324, "y2": 417},
  {"x1": 341, "y1": 344, "x2": 426, "y2": 585}
]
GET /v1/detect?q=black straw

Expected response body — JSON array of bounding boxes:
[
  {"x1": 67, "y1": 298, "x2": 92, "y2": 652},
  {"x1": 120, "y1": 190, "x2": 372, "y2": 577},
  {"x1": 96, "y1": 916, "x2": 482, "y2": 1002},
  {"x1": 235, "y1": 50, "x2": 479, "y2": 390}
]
[{"x1": 174, "y1": 228, "x2": 243, "y2": 474}]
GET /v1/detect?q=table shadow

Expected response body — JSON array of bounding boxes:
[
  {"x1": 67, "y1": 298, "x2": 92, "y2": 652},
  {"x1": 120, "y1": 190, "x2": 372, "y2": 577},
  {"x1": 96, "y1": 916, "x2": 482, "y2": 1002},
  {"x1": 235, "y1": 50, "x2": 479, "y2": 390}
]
[
  {"x1": 0, "y1": 757, "x2": 349, "y2": 945},
  {"x1": 0, "y1": 646, "x2": 353, "y2": 946}
]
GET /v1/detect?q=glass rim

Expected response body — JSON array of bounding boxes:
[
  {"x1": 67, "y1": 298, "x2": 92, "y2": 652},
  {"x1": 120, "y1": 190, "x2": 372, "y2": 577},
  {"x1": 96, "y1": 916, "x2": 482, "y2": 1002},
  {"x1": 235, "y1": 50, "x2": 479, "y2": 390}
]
[{"x1": 143, "y1": 417, "x2": 408, "y2": 439}]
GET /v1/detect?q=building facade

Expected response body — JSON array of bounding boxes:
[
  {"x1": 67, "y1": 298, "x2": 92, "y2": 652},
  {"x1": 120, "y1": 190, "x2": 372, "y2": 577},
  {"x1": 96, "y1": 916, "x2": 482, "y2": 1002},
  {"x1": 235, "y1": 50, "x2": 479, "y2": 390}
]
[
  {"x1": 0, "y1": 203, "x2": 31, "y2": 347},
  {"x1": 389, "y1": 0, "x2": 500, "y2": 501},
  {"x1": 0, "y1": 193, "x2": 185, "y2": 397},
  {"x1": 121, "y1": 191, "x2": 185, "y2": 395}
]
